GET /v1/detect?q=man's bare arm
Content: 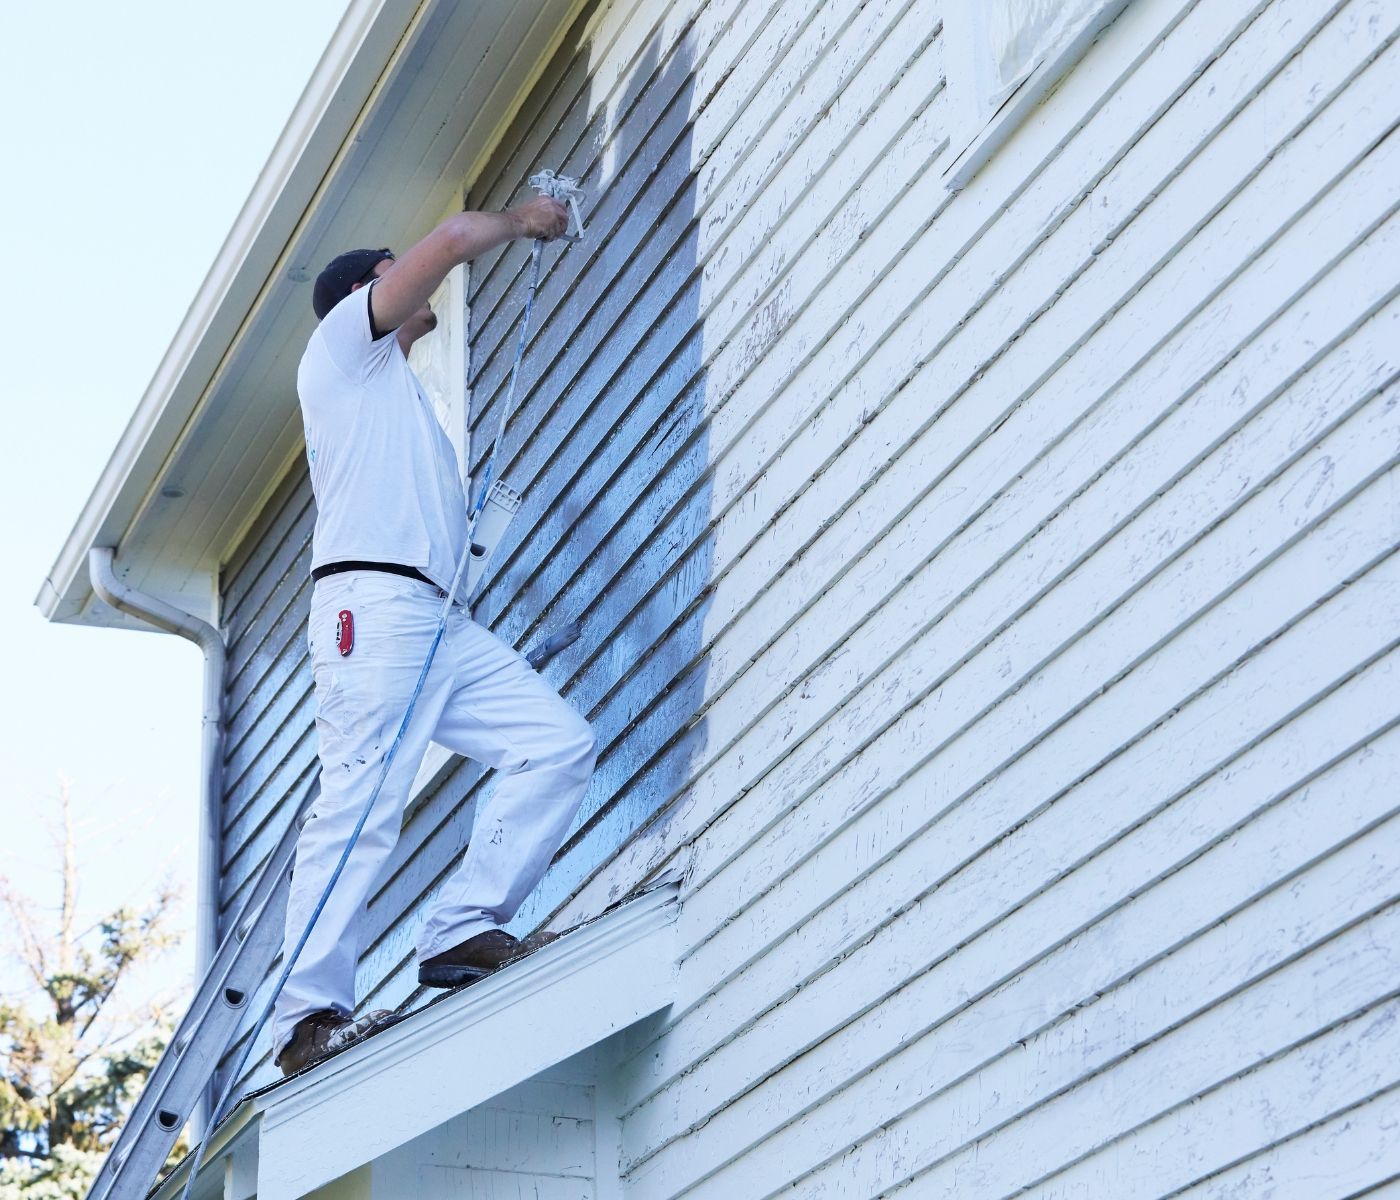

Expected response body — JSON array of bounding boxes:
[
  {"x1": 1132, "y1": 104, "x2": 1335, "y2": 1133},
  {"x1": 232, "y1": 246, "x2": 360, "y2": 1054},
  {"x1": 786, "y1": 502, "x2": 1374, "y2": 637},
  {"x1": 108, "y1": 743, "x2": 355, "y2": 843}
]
[{"x1": 366, "y1": 197, "x2": 568, "y2": 333}]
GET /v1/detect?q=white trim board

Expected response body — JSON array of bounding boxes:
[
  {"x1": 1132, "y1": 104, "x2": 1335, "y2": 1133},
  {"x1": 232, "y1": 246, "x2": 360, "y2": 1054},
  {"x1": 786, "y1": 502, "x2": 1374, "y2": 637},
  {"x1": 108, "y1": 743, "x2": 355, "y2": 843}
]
[
  {"x1": 942, "y1": 0, "x2": 1136, "y2": 189},
  {"x1": 153, "y1": 880, "x2": 680, "y2": 1200}
]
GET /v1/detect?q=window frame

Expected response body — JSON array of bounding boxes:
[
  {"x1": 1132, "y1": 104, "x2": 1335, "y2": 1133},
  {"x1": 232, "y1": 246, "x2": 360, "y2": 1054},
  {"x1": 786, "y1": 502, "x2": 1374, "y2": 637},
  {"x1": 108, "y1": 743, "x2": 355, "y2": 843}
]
[
  {"x1": 941, "y1": 0, "x2": 1134, "y2": 190},
  {"x1": 407, "y1": 262, "x2": 471, "y2": 490}
]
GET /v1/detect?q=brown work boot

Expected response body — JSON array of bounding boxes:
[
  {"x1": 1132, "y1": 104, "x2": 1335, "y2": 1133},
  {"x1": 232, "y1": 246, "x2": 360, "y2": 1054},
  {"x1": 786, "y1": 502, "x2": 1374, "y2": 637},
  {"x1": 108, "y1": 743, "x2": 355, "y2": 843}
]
[
  {"x1": 418, "y1": 928, "x2": 561, "y2": 988},
  {"x1": 274, "y1": 1008, "x2": 394, "y2": 1076}
]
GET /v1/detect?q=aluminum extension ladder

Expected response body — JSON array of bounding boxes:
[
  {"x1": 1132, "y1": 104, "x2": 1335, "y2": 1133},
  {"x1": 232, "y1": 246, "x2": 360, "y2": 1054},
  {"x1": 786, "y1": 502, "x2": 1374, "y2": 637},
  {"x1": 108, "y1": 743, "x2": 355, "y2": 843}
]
[
  {"x1": 84, "y1": 621, "x2": 579, "y2": 1200},
  {"x1": 83, "y1": 774, "x2": 318, "y2": 1200}
]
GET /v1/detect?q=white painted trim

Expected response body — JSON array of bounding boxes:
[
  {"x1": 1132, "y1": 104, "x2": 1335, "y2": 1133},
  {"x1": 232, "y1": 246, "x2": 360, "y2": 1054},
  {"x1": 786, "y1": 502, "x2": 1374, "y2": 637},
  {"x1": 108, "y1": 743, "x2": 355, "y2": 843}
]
[
  {"x1": 151, "y1": 882, "x2": 679, "y2": 1200},
  {"x1": 407, "y1": 263, "x2": 470, "y2": 473},
  {"x1": 942, "y1": 0, "x2": 1134, "y2": 190},
  {"x1": 593, "y1": 1036, "x2": 629, "y2": 1200}
]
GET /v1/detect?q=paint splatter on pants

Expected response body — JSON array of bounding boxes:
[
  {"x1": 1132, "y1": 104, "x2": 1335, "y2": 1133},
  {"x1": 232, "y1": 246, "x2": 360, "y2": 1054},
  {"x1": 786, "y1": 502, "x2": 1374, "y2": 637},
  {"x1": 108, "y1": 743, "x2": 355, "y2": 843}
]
[{"x1": 272, "y1": 571, "x2": 596, "y2": 1054}]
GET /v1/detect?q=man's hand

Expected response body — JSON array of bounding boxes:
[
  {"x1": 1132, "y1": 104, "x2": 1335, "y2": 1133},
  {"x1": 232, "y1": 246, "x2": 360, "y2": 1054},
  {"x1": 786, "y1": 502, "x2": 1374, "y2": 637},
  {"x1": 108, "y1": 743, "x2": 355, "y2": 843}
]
[
  {"x1": 364, "y1": 199, "x2": 569, "y2": 334},
  {"x1": 509, "y1": 196, "x2": 569, "y2": 240}
]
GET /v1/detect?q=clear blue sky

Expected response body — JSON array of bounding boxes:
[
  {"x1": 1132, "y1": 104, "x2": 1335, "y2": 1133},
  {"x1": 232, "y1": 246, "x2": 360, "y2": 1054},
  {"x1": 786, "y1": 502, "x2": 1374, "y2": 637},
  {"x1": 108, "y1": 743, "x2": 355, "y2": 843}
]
[{"x1": 0, "y1": 2, "x2": 350, "y2": 1004}]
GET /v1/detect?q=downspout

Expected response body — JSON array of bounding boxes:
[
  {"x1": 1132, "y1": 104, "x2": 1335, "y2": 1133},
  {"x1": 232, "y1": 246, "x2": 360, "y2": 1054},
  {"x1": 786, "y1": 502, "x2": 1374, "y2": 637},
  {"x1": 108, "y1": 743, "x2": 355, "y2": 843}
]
[{"x1": 89, "y1": 547, "x2": 224, "y2": 1136}]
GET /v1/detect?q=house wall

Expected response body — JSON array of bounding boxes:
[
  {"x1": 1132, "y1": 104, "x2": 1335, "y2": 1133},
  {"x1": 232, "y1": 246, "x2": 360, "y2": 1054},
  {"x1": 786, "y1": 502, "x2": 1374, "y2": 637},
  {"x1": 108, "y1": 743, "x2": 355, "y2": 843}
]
[
  {"x1": 215, "y1": 0, "x2": 1400, "y2": 1191},
  {"x1": 372, "y1": 1070, "x2": 598, "y2": 1199},
  {"x1": 219, "y1": 464, "x2": 318, "y2": 930},
  {"x1": 480, "y1": 0, "x2": 1400, "y2": 1194}
]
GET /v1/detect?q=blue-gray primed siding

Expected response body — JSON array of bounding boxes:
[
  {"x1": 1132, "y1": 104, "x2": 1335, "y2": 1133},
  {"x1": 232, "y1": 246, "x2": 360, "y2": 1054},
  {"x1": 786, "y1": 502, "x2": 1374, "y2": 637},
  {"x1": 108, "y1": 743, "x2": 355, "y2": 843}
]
[
  {"x1": 213, "y1": 0, "x2": 711, "y2": 1048},
  {"x1": 354, "y1": 6, "x2": 710, "y2": 1005},
  {"x1": 218, "y1": 464, "x2": 317, "y2": 930}
]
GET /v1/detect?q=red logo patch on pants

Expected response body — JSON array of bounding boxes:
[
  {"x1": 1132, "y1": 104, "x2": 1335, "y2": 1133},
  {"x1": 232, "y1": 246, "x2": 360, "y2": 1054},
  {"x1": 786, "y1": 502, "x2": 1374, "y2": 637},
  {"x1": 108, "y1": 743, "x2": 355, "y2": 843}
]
[{"x1": 336, "y1": 609, "x2": 355, "y2": 656}]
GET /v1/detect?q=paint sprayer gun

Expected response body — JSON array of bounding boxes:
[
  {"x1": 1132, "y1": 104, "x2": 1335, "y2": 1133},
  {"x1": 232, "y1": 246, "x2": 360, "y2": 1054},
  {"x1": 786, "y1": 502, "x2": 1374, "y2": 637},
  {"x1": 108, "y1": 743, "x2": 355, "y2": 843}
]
[
  {"x1": 464, "y1": 171, "x2": 587, "y2": 600},
  {"x1": 529, "y1": 168, "x2": 587, "y2": 241},
  {"x1": 462, "y1": 171, "x2": 587, "y2": 670}
]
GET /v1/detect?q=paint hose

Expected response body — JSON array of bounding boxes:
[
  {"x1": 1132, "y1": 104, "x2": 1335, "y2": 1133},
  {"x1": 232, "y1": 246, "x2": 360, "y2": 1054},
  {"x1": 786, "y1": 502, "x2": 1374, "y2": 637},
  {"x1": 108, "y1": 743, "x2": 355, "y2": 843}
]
[{"x1": 178, "y1": 171, "x2": 585, "y2": 1200}]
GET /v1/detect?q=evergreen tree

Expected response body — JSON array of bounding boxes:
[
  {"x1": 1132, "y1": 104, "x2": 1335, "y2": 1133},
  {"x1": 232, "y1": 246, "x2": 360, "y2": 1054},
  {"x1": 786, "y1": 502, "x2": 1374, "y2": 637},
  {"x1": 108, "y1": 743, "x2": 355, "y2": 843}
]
[{"x1": 0, "y1": 784, "x2": 183, "y2": 1198}]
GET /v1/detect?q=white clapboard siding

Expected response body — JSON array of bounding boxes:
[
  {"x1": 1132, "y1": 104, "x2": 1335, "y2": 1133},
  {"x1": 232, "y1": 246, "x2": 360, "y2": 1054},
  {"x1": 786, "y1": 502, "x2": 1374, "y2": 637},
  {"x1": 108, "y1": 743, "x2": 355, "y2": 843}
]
[
  {"x1": 620, "y1": 536, "x2": 1400, "y2": 1194},
  {"x1": 618, "y1": 416, "x2": 1400, "y2": 1161},
  {"x1": 894, "y1": 995, "x2": 1400, "y2": 1199},
  {"x1": 627, "y1": 23, "x2": 1400, "y2": 1080},
  {"x1": 679, "y1": 754, "x2": 1400, "y2": 1195},
  {"x1": 208, "y1": 0, "x2": 1400, "y2": 1188},
  {"x1": 627, "y1": 0, "x2": 1400, "y2": 968},
  {"x1": 677, "y1": 154, "x2": 1400, "y2": 990},
  {"x1": 1170, "y1": 1093, "x2": 1400, "y2": 1200},
  {"x1": 547, "y1": 0, "x2": 1396, "y2": 929},
  {"x1": 668, "y1": 284, "x2": 1400, "y2": 1047},
  {"x1": 598, "y1": 0, "x2": 1394, "y2": 1194}
]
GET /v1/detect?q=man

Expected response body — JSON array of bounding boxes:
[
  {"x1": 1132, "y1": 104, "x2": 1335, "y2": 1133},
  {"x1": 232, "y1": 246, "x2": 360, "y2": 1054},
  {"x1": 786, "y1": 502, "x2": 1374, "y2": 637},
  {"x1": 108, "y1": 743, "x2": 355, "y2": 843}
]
[{"x1": 272, "y1": 195, "x2": 597, "y2": 1076}]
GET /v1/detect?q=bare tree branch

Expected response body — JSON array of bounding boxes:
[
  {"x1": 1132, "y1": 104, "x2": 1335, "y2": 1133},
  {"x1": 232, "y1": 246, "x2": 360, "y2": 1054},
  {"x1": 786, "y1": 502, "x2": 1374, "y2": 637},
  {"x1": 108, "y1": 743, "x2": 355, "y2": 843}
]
[{"x1": 0, "y1": 778, "x2": 185, "y2": 1182}]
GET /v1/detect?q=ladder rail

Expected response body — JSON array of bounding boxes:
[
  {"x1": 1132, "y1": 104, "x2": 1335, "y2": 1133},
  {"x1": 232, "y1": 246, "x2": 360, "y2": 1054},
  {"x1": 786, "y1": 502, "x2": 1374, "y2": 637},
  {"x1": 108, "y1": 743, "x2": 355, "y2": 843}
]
[
  {"x1": 95, "y1": 171, "x2": 591, "y2": 1200},
  {"x1": 84, "y1": 774, "x2": 317, "y2": 1200}
]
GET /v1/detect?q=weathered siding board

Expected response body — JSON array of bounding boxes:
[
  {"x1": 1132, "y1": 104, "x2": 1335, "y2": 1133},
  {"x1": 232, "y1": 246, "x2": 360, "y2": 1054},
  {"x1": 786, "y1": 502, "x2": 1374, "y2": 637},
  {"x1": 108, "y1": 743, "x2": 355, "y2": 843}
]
[
  {"x1": 217, "y1": 465, "x2": 317, "y2": 928},
  {"x1": 653, "y1": 724, "x2": 1400, "y2": 1193},
  {"x1": 620, "y1": 484, "x2": 1400, "y2": 1191},
  {"x1": 622, "y1": 612, "x2": 1400, "y2": 1182},
  {"x1": 616, "y1": 0, "x2": 1400, "y2": 929},
  {"x1": 561, "y1": 0, "x2": 1394, "y2": 924},
  {"x1": 602, "y1": 0, "x2": 1400, "y2": 1192},
  {"x1": 878, "y1": 958, "x2": 1400, "y2": 1198},
  {"x1": 1170, "y1": 1090, "x2": 1400, "y2": 1199},
  {"x1": 673, "y1": 242, "x2": 1400, "y2": 1022},
  {"x1": 205, "y1": 0, "x2": 1399, "y2": 1187}
]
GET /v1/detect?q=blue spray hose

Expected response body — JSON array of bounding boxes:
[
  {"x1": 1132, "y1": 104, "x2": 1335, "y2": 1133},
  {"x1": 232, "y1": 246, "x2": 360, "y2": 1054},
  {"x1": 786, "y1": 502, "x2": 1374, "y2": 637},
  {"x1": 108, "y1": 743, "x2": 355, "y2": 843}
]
[{"x1": 177, "y1": 230, "x2": 557, "y2": 1200}]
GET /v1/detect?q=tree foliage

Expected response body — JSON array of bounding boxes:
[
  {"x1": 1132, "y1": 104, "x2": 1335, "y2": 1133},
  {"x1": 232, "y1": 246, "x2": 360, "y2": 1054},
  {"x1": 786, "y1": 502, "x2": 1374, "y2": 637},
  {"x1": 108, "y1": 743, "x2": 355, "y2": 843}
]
[{"x1": 0, "y1": 784, "x2": 183, "y2": 1198}]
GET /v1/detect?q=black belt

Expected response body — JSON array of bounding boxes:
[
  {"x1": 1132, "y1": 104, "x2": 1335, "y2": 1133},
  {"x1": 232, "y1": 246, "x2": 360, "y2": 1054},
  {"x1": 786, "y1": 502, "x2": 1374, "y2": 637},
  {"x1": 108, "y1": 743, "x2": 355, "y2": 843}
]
[{"x1": 311, "y1": 560, "x2": 435, "y2": 586}]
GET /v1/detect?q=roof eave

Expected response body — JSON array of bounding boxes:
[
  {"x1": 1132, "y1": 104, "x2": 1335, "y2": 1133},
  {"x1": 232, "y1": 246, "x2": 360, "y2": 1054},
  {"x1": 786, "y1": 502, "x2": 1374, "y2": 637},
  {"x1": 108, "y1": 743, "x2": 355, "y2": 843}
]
[{"x1": 35, "y1": 0, "x2": 422, "y2": 626}]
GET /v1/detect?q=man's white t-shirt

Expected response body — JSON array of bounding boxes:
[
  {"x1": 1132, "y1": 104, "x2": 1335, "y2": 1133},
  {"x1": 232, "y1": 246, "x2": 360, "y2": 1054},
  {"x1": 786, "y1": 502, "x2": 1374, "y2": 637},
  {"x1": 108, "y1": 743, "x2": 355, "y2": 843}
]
[{"x1": 298, "y1": 282, "x2": 468, "y2": 591}]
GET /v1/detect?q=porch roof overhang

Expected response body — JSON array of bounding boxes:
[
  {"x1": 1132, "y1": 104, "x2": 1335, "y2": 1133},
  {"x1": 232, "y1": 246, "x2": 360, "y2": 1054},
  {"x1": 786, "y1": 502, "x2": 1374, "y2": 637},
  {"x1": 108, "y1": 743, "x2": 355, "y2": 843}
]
[
  {"x1": 36, "y1": 0, "x2": 582, "y2": 631},
  {"x1": 155, "y1": 880, "x2": 679, "y2": 1200}
]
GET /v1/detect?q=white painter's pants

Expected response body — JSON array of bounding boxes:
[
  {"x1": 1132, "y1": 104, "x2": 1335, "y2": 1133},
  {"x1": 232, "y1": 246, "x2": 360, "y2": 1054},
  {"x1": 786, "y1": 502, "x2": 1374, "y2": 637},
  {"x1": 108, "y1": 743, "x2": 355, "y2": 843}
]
[{"x1": 272, "y1": 571, "x2": 596, "y2": 1054}]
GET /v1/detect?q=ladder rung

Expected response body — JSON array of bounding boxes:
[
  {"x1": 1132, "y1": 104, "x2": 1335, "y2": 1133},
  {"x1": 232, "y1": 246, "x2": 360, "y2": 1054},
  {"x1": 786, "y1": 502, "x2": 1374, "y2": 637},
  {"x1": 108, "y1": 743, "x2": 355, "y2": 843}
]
[{"x1": 85, "y1": 774, "x2": 317, "y2": 1200}]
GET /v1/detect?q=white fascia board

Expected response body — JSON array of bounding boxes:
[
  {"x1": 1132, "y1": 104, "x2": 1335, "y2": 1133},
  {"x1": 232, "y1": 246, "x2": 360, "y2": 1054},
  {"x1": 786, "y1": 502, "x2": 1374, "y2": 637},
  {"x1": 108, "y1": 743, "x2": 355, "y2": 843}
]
[
  {"x1": 259, "y1": 881, "x2": 679, "y2": 1199},
  {"x1": 153, "y1": 882, "x2": 680, "y2": 1200},
  {"x1": 34, "y1": 0, "x2": 421, "y2": 625},
  {"x1": 145, "y1": 1103, "x2": 259, "y2": 1200}
]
